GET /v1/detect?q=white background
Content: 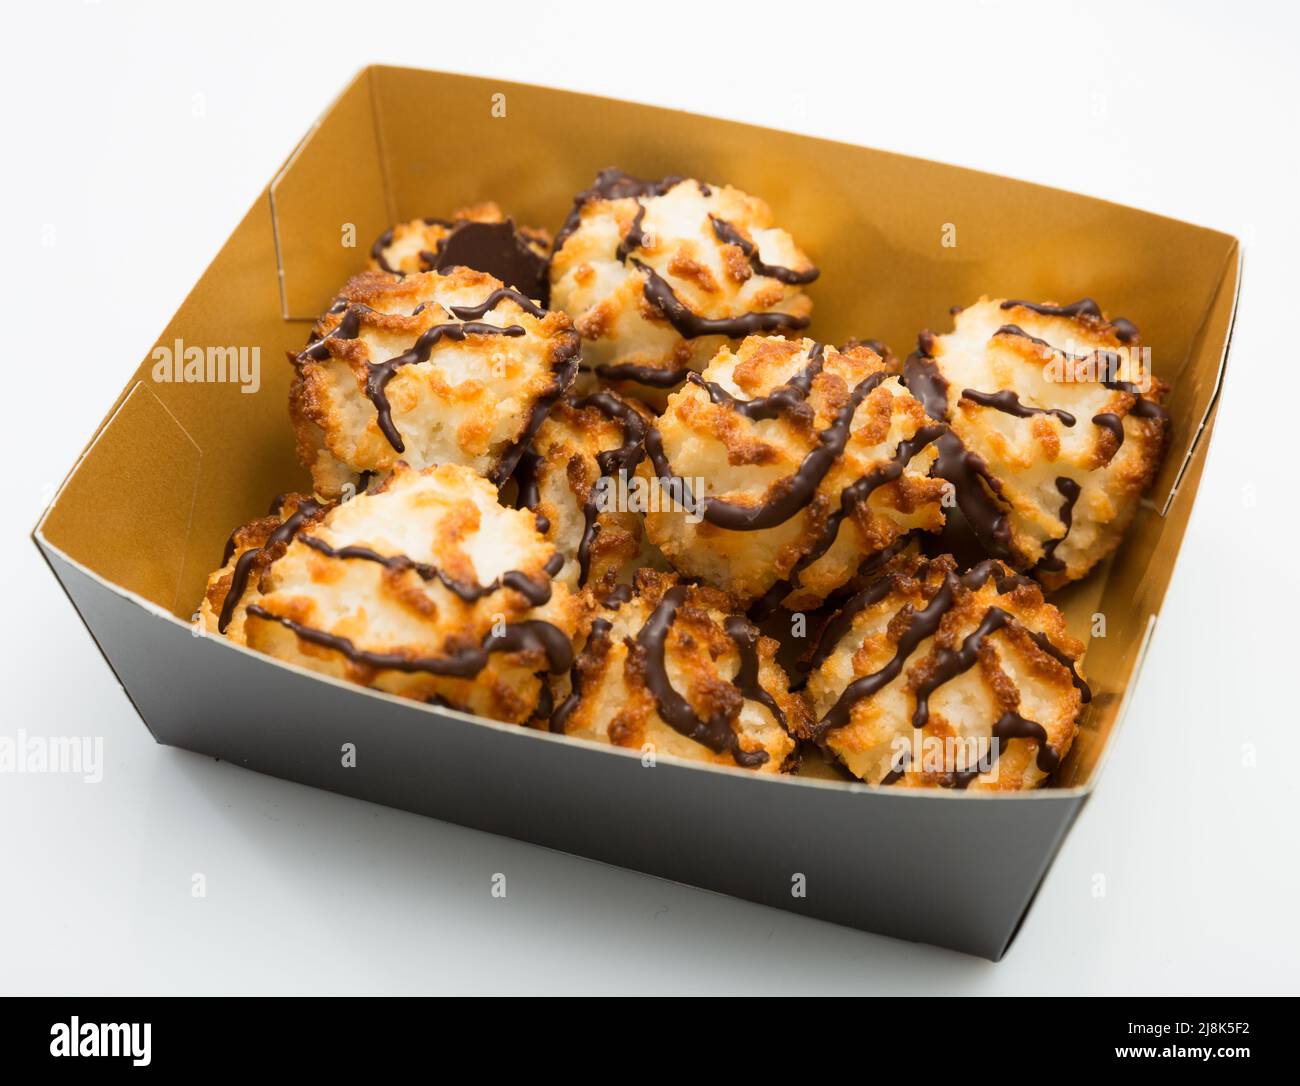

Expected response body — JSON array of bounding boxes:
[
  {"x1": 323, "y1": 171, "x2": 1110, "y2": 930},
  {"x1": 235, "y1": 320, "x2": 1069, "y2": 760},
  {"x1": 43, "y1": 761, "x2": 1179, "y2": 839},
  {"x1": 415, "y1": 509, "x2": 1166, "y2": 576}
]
[{"x1": 3, "y1": 0, "x2": 1297, "y2": 995}]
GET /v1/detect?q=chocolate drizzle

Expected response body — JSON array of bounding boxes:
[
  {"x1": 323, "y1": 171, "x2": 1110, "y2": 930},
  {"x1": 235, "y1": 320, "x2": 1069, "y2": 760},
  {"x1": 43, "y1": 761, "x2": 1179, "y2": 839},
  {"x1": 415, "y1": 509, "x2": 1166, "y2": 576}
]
[
  {"x1": 1000, "y1": 298, "x2": 1138, "y2": 345},
  {"x1": 687, "y1": 342, "x2": 824, "y2": 423},
  {"x1": 299, "y1": 305, "x2": 366, "y2": 363},
  {"x1": 961, "y1": 388, "x2": 1076, "y2": 427},
  {"x1": 365, "y1": 321, "x2": 527, "y2": 452},
  {"x1": 553, "y1": 168, "x2": 684, "y2": 255},
  {"x1": 950, "y1": 712, "x2": 1059, "y2": 789},
  {"x1": 508, "y1": 392, "x2": 648, "y2": 587},
  {"x1": 902, "y1": 350, "x2": 1014, "y2": 562},
  {"x1": 616, "y1": 205, "x2": 649, "y2": 262},
  {"x1": 708, "y1": 216, "x2": 820, "y2": 285},
  {"x1": 880, "y1": 756, "x2": 909, "y2": 785},
  {"x1": 451, "y1": 289, "x2": 581, "y2": 487},
  {"x1": 569, "y1": 392, "x2": 648, "y2": 586},
  {"x1": 1110, "y1": 318, "x2": 1139, "y2": 343},
  {"x1": 994, "y1": 323, "x2": 1090, "y2": 363},
  {"x1": 511, "y1": 449, "x2": 549, "y2": 533},
  {"x1": 1033, "y1": 477, "x2": 1081, "y2": 575},
  {"x1": 297, "y1": 533, "x2": 560, "y2": 606},
  {"x1": 645, "y1": 368, "x2": 890, "y2": 532},
  {"x1": 1104, "y1": 378, "x2": 1171, "y2": 425},
  {"x1": 502, "y1": 568, "x2": 558, "y2": 607},
  {"x1": 806, "y1": 553, "x2": 1032, "y2": 677},
  {"x1": 811, "y1": 531, "x2": 921, "y2": 624},
  {"x1": 632, "y1": 258, "x2": 811, "y2": 340},
  {"x1": 810, "y1": 560, "x2": 1089, "y2": 785},
  {"x1": 593, "y1": 362, "x2": 694, "y2": 388},
  {"x1": 636, "y1": 587, "x2": 769, "y2": 768},
  {"x1": 369, "y1": 221, "x2": 450, "y2": 276},
  {"x1": 724, "y1": 615, "x2": 788, "y2": 732},
  {"x1": 486, "y1": 621, "x2": 574, "y2": 672},
  {"x1": 371, "y1": 214, "x2": 457, "y2": 271},
  {"x1": 217, "y1": 498, "x2": 327, "y2": 633},
  {"x1": 490, "y1": 341, "x2": 582, "y2": 488},
  {"x1": 1091, "y1": 412, "x2": 1125, "y2": 450},
  {"x1": 748, "y1": 424, "x2": 945, "y2": 620},
  {"x1": 806, "y1": 570, "x2": 908, "y2": 674},
  {"x1": 450, "y1": 287, "x2": 547, "y2": 321},
  {"x1": 549, "y1": 582, "x2": 637, "y2": 733},
  {"x1": 994, "y1": 318, "x2": 1165, "y2": 428},
  {"x1": 911, "y1": 606, "x2": 1019, "y2": 729},
  {"x1": 1001, "y1": 297, "x2": 1102, "y2": 322},
  {"x1": 1028, "y1": 628, "x2": 1092, "y2": 703},
  {"x1": 371, "y1": 229, "x2": 400, "y2": 274},
  {"x1": 249, "y1": 605, "x2": 485, "y2": 676},
  {"x1": 246, "y1": 606, "x2": 572, "y2": 678},
  {"x1": 550, "y1": 618, "x2": 613, "y2": 733},
  {"x1": 601, "y1": 584, "x2": 633, "y2": 608},
  {"x1": 814, "y1": 568, "x2": 965, "y2": 739}
]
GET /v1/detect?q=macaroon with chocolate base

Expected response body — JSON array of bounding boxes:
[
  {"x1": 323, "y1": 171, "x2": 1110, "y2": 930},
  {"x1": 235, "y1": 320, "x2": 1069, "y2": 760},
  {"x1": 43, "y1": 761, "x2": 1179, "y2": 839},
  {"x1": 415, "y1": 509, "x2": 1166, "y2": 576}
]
[
  {"x1": 802, "y1": 552, "x2": 1088, "y2": 790},
  {"x1": 369, "y1": 201, "x2": 552, "y2": 301},
  {"x1": 549, "y1": 168, "x2": 817, "y2": 399},
  {"x1": 199, "y1": 462, "x2": 588, "y2": 725},
  {"x1": 641, "y1": 335, "x2": 948, "y2": 612},
  {"x1": 289, "y1": 266, "x2": 579, "y2": 501},
  {"x1": 902, "y1": 296, "x2": 1170, "y2": 588},
  {"x1": 544, "y1": 570, "x2": 808, "y2": 772}
]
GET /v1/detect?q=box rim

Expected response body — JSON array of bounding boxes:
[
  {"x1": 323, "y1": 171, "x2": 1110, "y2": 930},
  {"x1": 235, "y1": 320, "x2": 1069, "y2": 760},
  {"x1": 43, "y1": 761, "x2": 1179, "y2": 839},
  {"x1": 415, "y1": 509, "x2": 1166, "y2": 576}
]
[{"x1": 1160, "y1": 244, "x2": 1241, "y2": 515}]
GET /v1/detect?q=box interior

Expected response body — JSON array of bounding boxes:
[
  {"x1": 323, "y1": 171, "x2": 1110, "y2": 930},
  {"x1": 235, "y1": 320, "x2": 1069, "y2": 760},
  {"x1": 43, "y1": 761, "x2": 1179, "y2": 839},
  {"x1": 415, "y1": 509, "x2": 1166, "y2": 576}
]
[{"x1": 37, "y1": 65, "x2": 1237, "y2": 793}]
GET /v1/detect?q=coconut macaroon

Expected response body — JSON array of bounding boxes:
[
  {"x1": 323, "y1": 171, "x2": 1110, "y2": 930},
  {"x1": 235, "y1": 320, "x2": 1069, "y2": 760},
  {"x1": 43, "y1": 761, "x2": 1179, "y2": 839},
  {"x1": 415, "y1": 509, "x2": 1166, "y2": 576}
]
[
  {"x1": 640, "y1": 335, "x2": 948, "y2": 613},
  {"x1": 512, "y1": 391, "x2": 668, "y2": 591},
  {"x1": 545, "y1": 571, "x2": 808, "y2": 772},
  {"x1": 803, "y1": 553, "x2": 1089, "y2": 790},
  {"x1": 549, "y1": 168, "x2": 817, "y2": 395},
  {"x1": 289, "y1": 267, "x2": 579, "y2": 501},
  {"x1": 369, "y1": 201, "x2": 551, "y2": 300},
  {"x1": 200, "y1": 462, "x2": 588, "y2": 724},
  {"x1": 904, "y1": 297, "x2": 1170, "y2": 589}
]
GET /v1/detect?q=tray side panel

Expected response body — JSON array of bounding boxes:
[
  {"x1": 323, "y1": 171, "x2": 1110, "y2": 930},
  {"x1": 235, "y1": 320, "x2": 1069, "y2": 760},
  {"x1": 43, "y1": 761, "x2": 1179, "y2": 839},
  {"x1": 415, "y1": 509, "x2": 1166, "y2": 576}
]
[{"x1": 41, "y1": 543, "x2": 1083, "y2": 961}]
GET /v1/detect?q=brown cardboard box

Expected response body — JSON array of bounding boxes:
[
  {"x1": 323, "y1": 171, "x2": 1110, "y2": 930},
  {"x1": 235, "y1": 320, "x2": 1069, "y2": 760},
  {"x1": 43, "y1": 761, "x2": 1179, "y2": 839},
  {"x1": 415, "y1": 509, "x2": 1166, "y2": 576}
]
[{"x1": 32, "y1": 65, "x2": 1236, "y2": 959}]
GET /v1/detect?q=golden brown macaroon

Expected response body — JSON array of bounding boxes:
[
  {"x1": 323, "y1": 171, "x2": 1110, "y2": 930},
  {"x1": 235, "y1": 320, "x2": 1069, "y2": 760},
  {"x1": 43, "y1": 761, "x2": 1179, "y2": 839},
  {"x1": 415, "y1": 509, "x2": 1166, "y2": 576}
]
[
  {"x1": 511, "y1": 391, "x2": 669, "y2": 592},
  {"x1": 802, "y1": 553, "x2": 1089, "y2": 790},
  {"x1": 640, "y1": 335, "x2": 948, "y2": 613},
  {"x1": 289, "y1": 267, "x2": 579, "y2": 500},
  {"x1": 549, "y1": 168, "x2": 817, "y2": 397},
  {"x1": 199, "y1": 462, "x2": 587, "y2": 724},
  {"x1": 904, "y1": 297, "x2": 1170, "y2": 588},
  {"x1": 544, "y1": 571, "x2": 808, "y2": 772},
  {"x1": 369, "y1": 201, "x2": 551, "y2": 298}
]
